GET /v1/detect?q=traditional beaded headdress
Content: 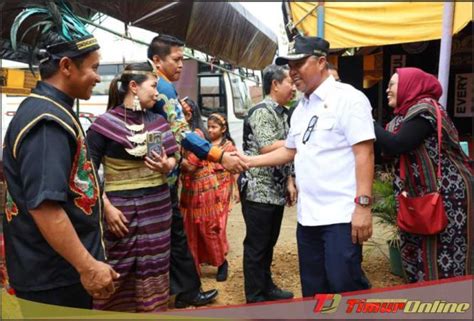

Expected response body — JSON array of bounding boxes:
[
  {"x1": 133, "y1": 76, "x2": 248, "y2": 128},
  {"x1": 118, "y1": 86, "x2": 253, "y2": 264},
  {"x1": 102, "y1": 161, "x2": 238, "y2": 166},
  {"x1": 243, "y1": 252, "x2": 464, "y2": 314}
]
[
  {"x1": 121, "y1": 59, "x2": 158, "y2": 77},
  {"x1": 10, "y1": 0, "x2": 100, "y2": 70},
  {"x1": 209, "y1": 113, "x2": 226, "y2": 126}
]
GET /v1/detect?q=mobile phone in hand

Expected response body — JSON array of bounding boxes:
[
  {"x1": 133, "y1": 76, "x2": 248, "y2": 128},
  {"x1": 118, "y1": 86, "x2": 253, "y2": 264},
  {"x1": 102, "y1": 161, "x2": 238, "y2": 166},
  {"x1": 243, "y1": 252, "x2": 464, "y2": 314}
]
[{"x1": 147, "y1": 131, "x2": 163, "y2": 158}]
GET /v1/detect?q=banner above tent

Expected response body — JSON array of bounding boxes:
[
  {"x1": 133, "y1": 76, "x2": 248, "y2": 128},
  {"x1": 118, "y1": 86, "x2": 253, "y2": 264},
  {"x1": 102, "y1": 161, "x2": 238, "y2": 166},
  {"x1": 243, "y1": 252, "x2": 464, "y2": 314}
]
[{"x1": 286, "y1": 2, "x2": 473, "y2": 49}]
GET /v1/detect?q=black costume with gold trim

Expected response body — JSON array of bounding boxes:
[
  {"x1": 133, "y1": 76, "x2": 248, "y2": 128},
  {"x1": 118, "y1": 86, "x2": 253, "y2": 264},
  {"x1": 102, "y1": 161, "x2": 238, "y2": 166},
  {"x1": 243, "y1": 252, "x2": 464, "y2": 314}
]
[{"x1": 2, "y1": 81, "x2": 104, "y2": 292}]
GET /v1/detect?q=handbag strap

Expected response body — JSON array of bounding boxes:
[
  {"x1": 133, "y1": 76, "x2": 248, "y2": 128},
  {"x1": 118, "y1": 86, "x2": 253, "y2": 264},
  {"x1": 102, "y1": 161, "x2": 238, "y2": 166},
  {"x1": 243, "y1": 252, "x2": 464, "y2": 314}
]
[{"x1": 400, "y1": 99, "x2": 443, "y2": 187}]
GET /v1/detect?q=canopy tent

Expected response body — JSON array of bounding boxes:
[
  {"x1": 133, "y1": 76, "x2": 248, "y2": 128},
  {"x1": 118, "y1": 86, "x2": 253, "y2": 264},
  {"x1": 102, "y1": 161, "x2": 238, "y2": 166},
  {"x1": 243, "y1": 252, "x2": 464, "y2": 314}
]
[
  {"x1": 1, "y1": 0, "x2": 277, "y2": 69},
  {"x1": 284, "y1": 2, "x2": 473, "y2": 49},
  {"x1": 77, "y1": 1, "x2": 277, "y2": 69}
]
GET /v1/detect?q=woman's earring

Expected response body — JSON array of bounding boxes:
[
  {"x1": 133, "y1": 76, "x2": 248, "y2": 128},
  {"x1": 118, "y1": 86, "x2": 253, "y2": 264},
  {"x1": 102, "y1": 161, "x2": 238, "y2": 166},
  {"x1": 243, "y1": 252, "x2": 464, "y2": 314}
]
[{"x1": 133, "y1": 95, "x2": 141, "y2": 111}]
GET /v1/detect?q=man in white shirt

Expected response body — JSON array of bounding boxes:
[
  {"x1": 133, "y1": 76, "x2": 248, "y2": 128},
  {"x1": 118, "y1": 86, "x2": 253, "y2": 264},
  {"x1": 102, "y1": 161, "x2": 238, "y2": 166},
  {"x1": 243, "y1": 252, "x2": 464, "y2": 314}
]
[{"x1": 243, "y1": 36, "x2": 374, "y2": 296}]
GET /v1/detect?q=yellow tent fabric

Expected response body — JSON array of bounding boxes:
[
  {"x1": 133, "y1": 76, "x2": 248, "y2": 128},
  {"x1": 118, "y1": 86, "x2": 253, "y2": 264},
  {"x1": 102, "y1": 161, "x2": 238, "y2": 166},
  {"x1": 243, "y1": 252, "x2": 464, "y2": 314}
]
[{"x1": 290, "y1": 2, "x2": 473, "y2": 49}]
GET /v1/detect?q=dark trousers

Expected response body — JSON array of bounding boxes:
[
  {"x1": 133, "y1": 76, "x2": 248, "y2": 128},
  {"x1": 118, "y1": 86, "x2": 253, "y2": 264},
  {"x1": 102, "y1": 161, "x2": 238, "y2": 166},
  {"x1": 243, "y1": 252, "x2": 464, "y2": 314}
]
[
  {"x1": 15, "y1": 283, "x2": 92, "y2": 315},
  {"x1": 296, "y1": 223, "x2": 370, "y2": 297},
  {"x1": 242, "y1": 199, "x2": 284, "y2": 302},
  {"x1": 169, "y1": 186, "x2": 201, "y2": 298}
]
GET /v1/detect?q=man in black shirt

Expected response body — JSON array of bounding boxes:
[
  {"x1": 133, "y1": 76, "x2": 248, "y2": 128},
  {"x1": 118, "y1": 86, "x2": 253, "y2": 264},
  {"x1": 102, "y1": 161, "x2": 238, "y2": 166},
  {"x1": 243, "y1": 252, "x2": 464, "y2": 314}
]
[{"x1": 2, "y1": 1, "x2": 117, "y2": 309}]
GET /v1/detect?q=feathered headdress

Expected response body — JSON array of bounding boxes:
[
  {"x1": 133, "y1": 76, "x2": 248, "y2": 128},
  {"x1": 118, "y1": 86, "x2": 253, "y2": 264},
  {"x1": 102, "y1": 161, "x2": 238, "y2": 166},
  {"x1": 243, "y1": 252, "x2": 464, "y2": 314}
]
[{"x1": 10, "y1": 0, "x2": 99, "y2": 68}]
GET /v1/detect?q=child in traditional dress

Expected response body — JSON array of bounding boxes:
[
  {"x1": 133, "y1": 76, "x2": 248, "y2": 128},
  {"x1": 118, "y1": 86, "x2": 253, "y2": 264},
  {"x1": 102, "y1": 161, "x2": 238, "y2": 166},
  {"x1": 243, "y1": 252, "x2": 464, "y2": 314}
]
[
  {"x1": 179, "y1": 99, "x2": 228, "y2": 281},
  {"x1": 207, "y1": 113, "x2": 239, "y2": 281}
]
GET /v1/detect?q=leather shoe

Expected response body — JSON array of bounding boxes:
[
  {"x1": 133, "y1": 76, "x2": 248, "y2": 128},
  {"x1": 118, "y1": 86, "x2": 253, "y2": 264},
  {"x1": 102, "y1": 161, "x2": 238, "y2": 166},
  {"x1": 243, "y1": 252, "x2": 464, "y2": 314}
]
[
  {"x1": 175, "y1": 289, "x2": 218, "y2": 308},
  {"x1": 216, "y1": 260, "x2": 228, "y2": 282},
  {"x1": 265, "y1": 287, "x2": 294, "y2": 301},
  {"x1": 246, "y1": 296, "x2": 267, "y2": 304}
]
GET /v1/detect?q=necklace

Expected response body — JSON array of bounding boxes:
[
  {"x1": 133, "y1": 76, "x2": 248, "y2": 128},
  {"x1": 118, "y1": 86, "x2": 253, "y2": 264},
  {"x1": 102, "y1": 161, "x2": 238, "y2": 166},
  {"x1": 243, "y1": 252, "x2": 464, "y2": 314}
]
[{"x1": 122, "y1": 106, "x2": 148, "y2": 157}]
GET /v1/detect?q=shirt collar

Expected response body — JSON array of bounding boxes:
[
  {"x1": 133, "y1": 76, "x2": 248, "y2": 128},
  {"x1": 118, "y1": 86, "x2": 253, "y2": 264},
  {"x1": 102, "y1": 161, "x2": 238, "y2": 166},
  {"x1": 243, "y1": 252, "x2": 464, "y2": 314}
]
[
  {"x1": 264, "y1": 97, "x2": 288, "y2": 115},
  {"x1": 314, "y1": 75, "x2": 336, "y2": 101},
  {"x1": 34, "y1": 81, "x2": 75, "y2": 108},
  {"x1": 302, "y1": 75, "x2": 336, "y2": 103},
  {"x1": 157, "y1": 70, "x2": 171, "y2": 82}
]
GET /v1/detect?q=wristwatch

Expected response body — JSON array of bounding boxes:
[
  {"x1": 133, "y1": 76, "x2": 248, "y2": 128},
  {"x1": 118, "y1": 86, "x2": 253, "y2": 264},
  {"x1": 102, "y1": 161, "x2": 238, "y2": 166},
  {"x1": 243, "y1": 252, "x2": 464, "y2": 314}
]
[{"x1": 354, "y1": 195, "x2": 372, "y2": 207}]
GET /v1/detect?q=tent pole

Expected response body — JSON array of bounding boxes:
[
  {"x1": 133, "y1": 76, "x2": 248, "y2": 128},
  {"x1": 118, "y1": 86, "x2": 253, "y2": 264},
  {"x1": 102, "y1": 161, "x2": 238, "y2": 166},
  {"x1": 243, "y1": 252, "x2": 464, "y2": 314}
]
[
  {"x1": 438, "y1": 1, "x2": 454, "y2": 108},
  {"x1": 317, "y1": 2, "x2": 324, "y2": 38}
]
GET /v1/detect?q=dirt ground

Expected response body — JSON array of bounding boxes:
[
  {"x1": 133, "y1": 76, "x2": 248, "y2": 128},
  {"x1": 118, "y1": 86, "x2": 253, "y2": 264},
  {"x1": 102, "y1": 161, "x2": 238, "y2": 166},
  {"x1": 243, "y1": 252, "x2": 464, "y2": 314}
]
[{"x1": 194, "y1": 203, "x2": 405, "y2": 307}]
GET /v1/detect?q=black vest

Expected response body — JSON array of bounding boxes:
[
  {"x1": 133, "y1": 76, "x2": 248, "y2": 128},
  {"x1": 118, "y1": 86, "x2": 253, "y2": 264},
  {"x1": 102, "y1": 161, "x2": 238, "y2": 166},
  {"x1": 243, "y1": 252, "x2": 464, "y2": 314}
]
[{"x1": 2, "y1": 82, "x2": 104, "y2": 291}]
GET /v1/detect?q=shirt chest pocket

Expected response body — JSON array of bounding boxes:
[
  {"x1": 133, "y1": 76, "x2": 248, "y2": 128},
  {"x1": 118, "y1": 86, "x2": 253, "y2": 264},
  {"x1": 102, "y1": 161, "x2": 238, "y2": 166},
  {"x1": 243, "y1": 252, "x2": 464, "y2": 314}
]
[
  {"x1": 317, "y1": 117, "x2": 336, "y2": 130},
  {"x1": 306, "y1": 116, "x2": 337, "y2": 147}
]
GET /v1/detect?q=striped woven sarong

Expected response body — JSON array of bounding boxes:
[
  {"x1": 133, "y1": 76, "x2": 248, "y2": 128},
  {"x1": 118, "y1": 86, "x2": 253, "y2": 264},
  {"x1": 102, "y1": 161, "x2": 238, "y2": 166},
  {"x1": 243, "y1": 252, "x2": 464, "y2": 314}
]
[{"x1": 94, "y1": 184, "x2": 172, "y2": 312}]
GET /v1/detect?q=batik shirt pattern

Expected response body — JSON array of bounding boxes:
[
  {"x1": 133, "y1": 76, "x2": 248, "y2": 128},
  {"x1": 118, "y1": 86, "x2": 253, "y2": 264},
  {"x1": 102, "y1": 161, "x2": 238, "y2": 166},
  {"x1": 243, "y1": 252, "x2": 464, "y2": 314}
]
[{"x1": 242, "y1": 98, "x2": 291, "y2": 206}]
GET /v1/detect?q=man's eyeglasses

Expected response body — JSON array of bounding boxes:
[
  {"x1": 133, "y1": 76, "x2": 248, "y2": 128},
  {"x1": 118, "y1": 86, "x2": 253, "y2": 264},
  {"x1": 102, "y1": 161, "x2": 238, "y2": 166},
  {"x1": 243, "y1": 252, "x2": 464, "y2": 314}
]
[{"x1": 302, "y1": 115, "x2": 318, "y2": 144}]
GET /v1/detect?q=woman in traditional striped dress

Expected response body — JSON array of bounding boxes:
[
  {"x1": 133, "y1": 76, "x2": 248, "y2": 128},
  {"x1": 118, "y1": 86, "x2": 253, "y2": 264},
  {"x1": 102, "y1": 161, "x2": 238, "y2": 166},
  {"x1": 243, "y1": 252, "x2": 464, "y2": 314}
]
[
  {"x1": 375, "y1": 67, "x2": 473, "y2": 282},
  {"x1": 86, "y1": 62, "x2": 178, "y2": 312}
]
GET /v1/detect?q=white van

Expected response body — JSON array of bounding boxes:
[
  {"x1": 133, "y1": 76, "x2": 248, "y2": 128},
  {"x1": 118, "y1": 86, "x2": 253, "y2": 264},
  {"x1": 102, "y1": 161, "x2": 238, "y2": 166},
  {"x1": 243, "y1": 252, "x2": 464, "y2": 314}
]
[
  {"x1": 175, "y1": 59, "x2": 256, "y2": 149},
  {"x1": 79, "y1": 60, "x2": 258, "y2": 149},
  {"x1": 1, "y1": 61, "x2": 259, "y2": 151}
]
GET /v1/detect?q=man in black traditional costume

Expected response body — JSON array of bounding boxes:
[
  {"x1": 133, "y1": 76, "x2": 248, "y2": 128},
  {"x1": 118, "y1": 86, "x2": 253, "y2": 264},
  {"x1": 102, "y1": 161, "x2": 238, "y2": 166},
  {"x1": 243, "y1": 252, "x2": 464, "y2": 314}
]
[{"x1": 2, "y1": 0, "x2": 118, "y2": 309}]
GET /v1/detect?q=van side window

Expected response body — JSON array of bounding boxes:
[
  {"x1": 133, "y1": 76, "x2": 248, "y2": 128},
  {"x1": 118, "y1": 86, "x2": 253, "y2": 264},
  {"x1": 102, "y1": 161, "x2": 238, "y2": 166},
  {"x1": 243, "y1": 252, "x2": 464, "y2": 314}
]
[
  {"x1": 92, "y1": 64, "x2": 124, "y2": 95},
  {"x1": 198, "y1": 75, "x2": 226, "y2": 117},
  {"x1": 229, "y1": 73, "x2": 252, "y2": 119}
]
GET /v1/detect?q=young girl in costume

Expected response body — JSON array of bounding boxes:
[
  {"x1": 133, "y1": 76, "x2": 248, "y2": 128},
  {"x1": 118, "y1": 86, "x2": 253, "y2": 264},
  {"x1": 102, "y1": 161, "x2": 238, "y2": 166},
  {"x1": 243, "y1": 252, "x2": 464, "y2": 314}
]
[
  {"x1": 179, "y1": 99, "x2": 229, "y2": 281},
  {"x1": 207, "y1": 113, "x2": 239, "y2": 281}
]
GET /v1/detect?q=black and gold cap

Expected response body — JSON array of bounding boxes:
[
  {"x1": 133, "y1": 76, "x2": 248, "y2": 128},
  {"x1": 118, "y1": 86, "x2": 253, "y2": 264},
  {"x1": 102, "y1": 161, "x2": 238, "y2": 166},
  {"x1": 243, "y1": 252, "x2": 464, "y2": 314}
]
[
  {"x1": 275, "y1": 36, "x2": 330, "y2": 66},
  {"x1": 40, "y1": 35, "x2": 100, "y2": 63}
]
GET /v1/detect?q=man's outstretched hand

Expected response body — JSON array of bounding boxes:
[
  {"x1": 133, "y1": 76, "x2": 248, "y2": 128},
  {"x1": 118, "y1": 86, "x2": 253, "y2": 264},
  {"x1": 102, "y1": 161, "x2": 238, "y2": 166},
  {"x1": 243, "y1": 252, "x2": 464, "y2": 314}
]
[{"x1": 221, "y1": 151, "x2": 249, "y2": 173}]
